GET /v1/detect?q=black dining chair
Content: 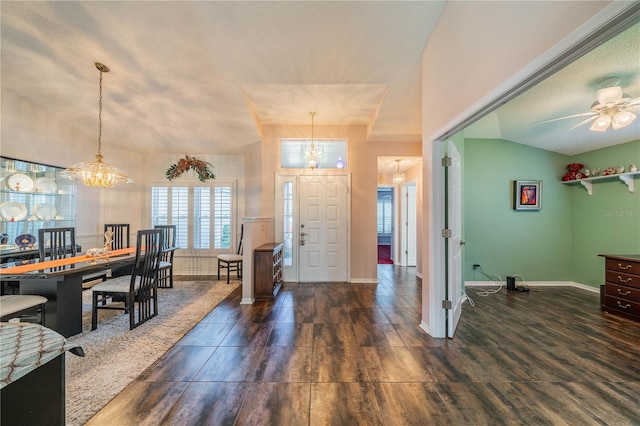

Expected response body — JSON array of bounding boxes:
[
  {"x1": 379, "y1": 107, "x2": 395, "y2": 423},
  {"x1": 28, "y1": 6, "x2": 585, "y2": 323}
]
[
  {"x1": 104, "y1": 224, "x2": 130, "y2": 251},
  {"x1": 217, "y1": 224, "x2": 243, "y2": 284},
  {"x1": 38, "y1": 227, "x2": 77, "y2": 268},
  {"x1": 90, "y1": 229, "x2": 163, "y2": 330},
  {"x1": 154, "y1": 225, "x2": 177, "y2": 289},
  {"x1": 0, "y1": 294, "x2": 48, "y2": 325}
]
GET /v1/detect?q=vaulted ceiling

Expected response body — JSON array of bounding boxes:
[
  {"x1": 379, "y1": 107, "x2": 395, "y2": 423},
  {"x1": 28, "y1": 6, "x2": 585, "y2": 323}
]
[{"x1": 1, "y1": 2, "x2": 638, "y2": 161}]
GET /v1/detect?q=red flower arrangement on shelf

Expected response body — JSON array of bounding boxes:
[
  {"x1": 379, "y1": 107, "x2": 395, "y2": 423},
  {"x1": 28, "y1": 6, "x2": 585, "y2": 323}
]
[
  {"x1": 166, "y1": 155, "x2": 215, "y2": 182},
  {"x1": 562, "y1": 163, "x2": 585, "y2": 181}
]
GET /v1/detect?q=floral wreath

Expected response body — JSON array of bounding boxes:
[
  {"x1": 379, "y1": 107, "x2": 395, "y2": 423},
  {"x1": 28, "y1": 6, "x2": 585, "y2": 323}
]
[{"x1": 166, "y1": 155, "x2": 215, "y2": 182}]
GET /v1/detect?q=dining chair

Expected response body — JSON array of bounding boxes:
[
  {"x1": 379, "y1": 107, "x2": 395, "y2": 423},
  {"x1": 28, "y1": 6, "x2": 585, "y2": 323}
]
[
  {"x1": 0, "y1": 294, "x2": 48, "y2": 325},
  {"x1": 101, "y1": 223, "x2": 131, "y2": 280},
  {"x1": 104, "y1": 223, "x2": 130, "y2": 250},
  {"x1": 217, "y1": 224, "x2": 243, "y2": 284},
  {"x1": 91, "y1": 229, "x2": 163, "y2": 330},
  {"x1": 38, "y1": 227, "x2": 77, "y2": 265},
  {"x1": 154, "y1": 225, "x2": 177, "y2": 289}
]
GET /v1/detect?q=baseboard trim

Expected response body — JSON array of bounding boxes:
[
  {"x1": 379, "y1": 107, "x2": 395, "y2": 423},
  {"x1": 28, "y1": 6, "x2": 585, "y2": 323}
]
[
  {"x1": 465, "y1": 280, "x2": 599, "y2": 294},
  {"x1": 240, "y1": 297, "x2": 254, "y2": 305},
  {"x1": 350, "y1": 278, "x2": 378, "y2": 284},
  {"x1": 419, "y1": 321, "x2": 430, "y2": 335}
]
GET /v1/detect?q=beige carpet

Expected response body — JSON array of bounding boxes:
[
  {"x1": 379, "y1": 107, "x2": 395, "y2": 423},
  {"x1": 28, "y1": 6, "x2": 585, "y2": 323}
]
[{"x1": 65, "y1": 279, "x2": 240, "y2": 426}]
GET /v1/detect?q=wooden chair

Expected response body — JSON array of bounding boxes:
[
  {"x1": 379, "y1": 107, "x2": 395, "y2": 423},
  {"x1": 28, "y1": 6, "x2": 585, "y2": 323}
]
[
  {"x1": 90, "y1": 229, "x2": 163, "y2": 330},
  {"x1": 0, "y1": 295, "x2": 47, "y2": 325},
  {"x1": 154, "y1": 225, "x2": 177, "y2": 289},
  {"x1": 217, "y1": 224, "x2": 243, "y2": 284},
  {"x1": 38, "y1": 227, "x2": 77, "y2": 266}
]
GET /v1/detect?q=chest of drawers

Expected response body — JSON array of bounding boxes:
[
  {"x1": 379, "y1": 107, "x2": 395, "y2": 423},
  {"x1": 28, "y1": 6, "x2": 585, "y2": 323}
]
[{"x1": 599, "y1": 254, "x2": 640, "y2": 323}]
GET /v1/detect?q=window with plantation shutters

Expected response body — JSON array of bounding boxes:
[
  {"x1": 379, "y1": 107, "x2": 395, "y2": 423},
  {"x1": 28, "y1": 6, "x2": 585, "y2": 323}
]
[
  {"x1": 377, "y1": 191, "x2": 392, "y2": 234},
  {"x1": 151, "y1": 182, "x2": 235, "y2": 252}
]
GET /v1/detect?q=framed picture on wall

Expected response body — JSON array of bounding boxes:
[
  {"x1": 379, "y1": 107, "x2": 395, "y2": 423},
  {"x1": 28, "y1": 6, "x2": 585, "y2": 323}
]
[{"x1": 513, "y1": 180, "x2": 542, "y2": 211}]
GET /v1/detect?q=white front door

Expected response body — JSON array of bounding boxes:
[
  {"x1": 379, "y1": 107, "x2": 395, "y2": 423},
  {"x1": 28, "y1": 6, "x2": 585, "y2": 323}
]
[
  {"x1": 276, "y1": 173, "x2": 349, "y2": 283},
  {"x1": 299, "y1": 174, "x2": 349, "y2": 282},
  {"x1": 447, "y1": 140, "x2": 463, "y2": 338}
]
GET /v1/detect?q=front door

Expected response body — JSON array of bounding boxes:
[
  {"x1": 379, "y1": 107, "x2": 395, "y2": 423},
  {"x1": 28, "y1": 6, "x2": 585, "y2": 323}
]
[
  {"x1": 299, "y1": 174, "x2": 348, "y2": 282},
  {"x1": 276, "y1": 173, "x2": 349, "y2": 283}
]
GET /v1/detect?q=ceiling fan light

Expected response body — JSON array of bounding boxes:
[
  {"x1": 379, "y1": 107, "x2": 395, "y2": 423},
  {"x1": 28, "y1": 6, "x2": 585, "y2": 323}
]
[
  {"x1": 612, "y1": 110, "x2": 636, "y2": 129},
  {"x1": 596, "y1": 86, "x2": 622, "y2": 107},
  {"x1": 590, "y1": 114, "x2": 611, "y2": 132}
]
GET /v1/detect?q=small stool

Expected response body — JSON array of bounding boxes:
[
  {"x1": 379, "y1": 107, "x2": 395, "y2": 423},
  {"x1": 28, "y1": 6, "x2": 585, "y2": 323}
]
[{"x1": 0, "y1": 295, "x2": 48, "y2": 325}]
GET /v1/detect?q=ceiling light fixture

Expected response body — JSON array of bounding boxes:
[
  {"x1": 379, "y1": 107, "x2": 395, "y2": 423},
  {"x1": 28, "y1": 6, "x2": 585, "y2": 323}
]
[
  {"x1": 304, "y1": 112, "x2": 323, "y2": 170},
  {"x1": 393, "y1": 159, "x2": 404, "y2": 184},
  {"x1": 61, "y1": 62, "x2": 133, "y2": 188}
]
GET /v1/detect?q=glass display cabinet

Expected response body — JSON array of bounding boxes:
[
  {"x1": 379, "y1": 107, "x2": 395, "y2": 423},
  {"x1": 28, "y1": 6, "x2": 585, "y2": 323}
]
[{"x1": 0, "y1": 156, "x2": 77, "y2": 262}]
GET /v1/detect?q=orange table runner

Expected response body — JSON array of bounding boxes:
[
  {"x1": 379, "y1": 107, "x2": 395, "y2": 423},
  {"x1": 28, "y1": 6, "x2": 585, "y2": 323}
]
[{"x1": 0, "y1": 247, "x2": 136, "y2": 275}]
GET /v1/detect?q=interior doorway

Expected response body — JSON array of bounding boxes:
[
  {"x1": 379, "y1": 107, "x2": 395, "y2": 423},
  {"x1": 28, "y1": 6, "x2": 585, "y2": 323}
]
[{"x1": 376, "y1": 156, "x2": 421, "y2": 267}]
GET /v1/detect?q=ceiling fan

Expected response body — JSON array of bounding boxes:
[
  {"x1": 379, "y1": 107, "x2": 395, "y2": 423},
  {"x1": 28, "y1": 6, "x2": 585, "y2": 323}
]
[{"x1": 534, "y1": 77, "x2": 640, "y2": 132}]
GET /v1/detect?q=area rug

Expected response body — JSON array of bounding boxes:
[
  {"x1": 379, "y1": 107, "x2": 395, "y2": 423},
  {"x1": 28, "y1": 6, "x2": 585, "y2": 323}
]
[
  {"x1": 64, "y1": 279, "x2": 240, "y2": 426},
  {"x1": 377, "y1": 244, "x2": 393, "y2": 264}
]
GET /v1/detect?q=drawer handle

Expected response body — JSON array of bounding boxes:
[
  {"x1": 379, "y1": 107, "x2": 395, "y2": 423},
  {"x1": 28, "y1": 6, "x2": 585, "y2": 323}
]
[
  {"x1": 617, "y1": 289, "x2": 632, "y2": 296},
  {"x1": 617, "y1": 263, "x2": 632, "y2": 271},
  {"x1": 617, "y1": 276, "x2": 633, "y2": 283},
  {"x1": 617, "y1": 301, "x2": 631, "y2": 309}
]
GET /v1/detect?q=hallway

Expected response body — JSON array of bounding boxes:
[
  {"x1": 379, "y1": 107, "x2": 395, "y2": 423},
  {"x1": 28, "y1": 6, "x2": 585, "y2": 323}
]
[{"x1": 87, "y1": 266, "x2": 640, "y2": 425}]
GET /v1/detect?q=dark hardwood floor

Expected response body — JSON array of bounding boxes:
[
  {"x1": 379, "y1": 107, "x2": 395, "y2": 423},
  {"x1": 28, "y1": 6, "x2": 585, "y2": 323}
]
[{"x1": 87, "y1": 266, "x2": 640, "y2": 425}]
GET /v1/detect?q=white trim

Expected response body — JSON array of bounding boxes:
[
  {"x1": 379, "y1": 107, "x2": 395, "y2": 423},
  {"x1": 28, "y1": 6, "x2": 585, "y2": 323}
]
[
  {"x1": 240, "y1": 297, "x2": 255, "y2": 305},
  {"x1": 432, "y1": 2, "x2": 640, "y2": 142},
  {"x1": 350, "y1": 278, "x2": 378, "y2": 284},
  {"x1": 427, "y1": 141, "x2": 446, "y2": 339},
  {"x1": 419, "y1": 321, "x2": 430, "y2": 335},
  {"x1": 465, "y1": 281, "x2": 599, "y2": 294}
]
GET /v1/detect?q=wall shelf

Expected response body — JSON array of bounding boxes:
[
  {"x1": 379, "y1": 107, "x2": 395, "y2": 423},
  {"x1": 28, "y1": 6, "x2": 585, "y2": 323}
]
[{"x1": 561, "y1": 171, "x2": 640, "y2": 195}]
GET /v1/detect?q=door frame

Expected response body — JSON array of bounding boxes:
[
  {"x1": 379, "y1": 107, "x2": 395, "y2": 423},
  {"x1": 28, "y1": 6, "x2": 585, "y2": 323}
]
[{"x1": 275, "y1": 171, "x2": 351, "y2": 283}]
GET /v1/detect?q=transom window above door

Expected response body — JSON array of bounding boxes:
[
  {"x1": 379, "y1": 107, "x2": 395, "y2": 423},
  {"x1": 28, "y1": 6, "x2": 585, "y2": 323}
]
[{"x1": 280, "y1": 139, "x2": 348, "y2": 169}]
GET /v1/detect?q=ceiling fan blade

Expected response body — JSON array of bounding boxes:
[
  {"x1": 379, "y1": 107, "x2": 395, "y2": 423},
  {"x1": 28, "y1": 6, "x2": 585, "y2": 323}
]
[
  {"x1": 565, "y1": 115, "x2": 599, "y2": 131},
  {"x1": 531, "y1": 111, "x2": 597, "y2": 126},
  {"x1": 622, "y1": 96, "x2": 640, "y2": 107}
]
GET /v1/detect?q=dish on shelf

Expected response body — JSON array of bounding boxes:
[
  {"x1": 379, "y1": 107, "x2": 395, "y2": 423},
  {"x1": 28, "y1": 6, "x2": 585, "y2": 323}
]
[
  {"x1": 7, "y1": 173, "x2": 34, "y2": 192},
  {"x1": 33, "y1": 203, "x2": 57, "y2": 220},
  {"x1": 0, "y1": 201, "x2": 28, "y2": 221},
  {"x1": 0, "y1": 233, "x2": 9, "y2": 245},
  {"x1": 15, "y1": 234, "x2": 36, "y2": 249},
  {"x1": 35, "y1": 177, "x2": 57, "y2": 194}
]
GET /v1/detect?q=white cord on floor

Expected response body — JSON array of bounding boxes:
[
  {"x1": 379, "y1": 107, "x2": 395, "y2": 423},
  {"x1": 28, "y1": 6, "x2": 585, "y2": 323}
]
[{"x1": 472, "y1": 266, "x2": 504, "y2": 297}]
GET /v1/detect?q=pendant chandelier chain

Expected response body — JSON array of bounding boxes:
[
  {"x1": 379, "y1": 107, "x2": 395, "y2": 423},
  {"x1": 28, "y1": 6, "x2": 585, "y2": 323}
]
[{"x1": 97, "y1": 67, "x2": 104, "y2": 158}]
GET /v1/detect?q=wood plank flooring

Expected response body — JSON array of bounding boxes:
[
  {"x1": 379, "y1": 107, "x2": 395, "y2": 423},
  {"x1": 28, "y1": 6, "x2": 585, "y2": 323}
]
[{"x1": 86, "y1": 266, "x2": 640, "y2": 425}]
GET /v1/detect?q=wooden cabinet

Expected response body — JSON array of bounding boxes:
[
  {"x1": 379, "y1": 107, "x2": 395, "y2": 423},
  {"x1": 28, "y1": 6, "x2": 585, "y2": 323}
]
[
  {"x1": 599, "y1": 254, "x2": 640, "y2": 323},
  {"x1": 254, "y1": 243, "x2": 283, "y2": 300}
]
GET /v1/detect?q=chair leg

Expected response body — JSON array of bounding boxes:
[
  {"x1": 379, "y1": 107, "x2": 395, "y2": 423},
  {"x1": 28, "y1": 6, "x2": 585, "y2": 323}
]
[
  {"x1": 91, "y1": 292, "x2": 99, "y2": 330},
  {"x1": 218, "y1": 260, "x2": 221, "y2": 281},
  {"x1": 168, "y1": 266, "x2": 174, "y2": 288},
  {"x1": 227, "y1": 262, "x2": 230, "y2": 284}
]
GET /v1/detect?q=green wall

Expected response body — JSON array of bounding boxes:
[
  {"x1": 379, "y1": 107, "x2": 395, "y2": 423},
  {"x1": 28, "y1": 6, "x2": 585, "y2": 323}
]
[
  {"x1": 463, "y1": 138, "x2": 573, "y2": 283},
  {"x1": 462, "y1": 138, "x2": 640, "y2": 288},
  {"x1": 569, "y1": 140, "x2": 640, "y2": 286}
]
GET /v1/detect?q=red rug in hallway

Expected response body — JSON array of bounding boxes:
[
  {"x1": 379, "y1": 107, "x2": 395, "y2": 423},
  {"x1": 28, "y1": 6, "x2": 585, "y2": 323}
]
[{"x1": 378, "y1": 245, "x2": 393, "y2": 264}]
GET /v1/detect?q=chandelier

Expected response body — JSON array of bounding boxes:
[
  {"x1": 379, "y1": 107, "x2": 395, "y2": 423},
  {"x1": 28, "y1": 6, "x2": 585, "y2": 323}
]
[
  {"x1": 393, "y1": 159, "x2": 404, "y2": 184},
  {"x1": 304, "y1": 112, "x2": 323, "y2": 169},
  {"x1": 61, "y1": 62, "x2": 133, "y2": 188}
]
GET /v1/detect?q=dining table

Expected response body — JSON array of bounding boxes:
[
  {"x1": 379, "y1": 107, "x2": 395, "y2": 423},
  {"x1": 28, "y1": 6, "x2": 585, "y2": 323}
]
[{"x1": 0, "y1": 247, "x2": 137, "y2": 337}]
